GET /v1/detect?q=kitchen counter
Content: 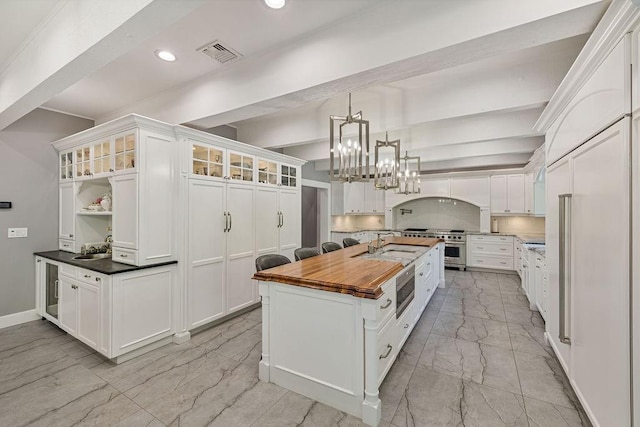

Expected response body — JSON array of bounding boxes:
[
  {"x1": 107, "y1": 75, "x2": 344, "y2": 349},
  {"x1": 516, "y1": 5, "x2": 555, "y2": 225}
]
[
  {"x1": 252, "y1": 237, "x2": 442, "y2": 299},
  {"x1": 331, "y1": 228, "x2": 401, "y2": 233},
  {"x1": 34, "y1": 250, "x2": 177, "y2": 274},
  {"x1": 466, "y1": 231, "x2": 545, "y2": 244}
]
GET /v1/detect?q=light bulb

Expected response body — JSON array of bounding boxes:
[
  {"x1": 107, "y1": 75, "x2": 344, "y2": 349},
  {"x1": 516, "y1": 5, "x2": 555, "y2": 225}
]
[{"x1": 265, "y1": 0, "x2": 286, "y2": 8}]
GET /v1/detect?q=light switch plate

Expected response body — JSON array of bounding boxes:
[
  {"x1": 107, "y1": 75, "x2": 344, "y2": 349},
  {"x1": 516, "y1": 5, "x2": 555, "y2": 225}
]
[{"x1": 8, "y1": 228, "x2": 28, "y2": 238}]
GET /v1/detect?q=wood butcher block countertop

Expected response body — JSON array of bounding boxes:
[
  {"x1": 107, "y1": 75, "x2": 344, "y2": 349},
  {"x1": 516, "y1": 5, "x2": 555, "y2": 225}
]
[{"x1": 252, "y1": 237, "x2": 442, "y2": 299}]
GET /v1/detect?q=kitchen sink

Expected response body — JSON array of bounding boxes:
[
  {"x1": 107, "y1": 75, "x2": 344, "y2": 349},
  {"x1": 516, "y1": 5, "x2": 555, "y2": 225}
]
[
  {"x1": 72, "y1": 253, "x2": 112, "y2": 261},
  {"x1": 381, "y1": 248, "x2": 416, "y2": 254}
]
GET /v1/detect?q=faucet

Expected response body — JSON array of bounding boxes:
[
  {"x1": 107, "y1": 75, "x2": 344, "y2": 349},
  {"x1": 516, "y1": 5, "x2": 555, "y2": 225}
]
[{"x1": 376, "y1": 231, "x2": 395, "y2": 249}]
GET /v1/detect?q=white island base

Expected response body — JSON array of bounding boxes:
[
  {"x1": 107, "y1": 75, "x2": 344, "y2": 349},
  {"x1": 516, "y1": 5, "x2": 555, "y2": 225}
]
[{"x1": 258, "y1": 242, "x2": 444, "y2": 427}]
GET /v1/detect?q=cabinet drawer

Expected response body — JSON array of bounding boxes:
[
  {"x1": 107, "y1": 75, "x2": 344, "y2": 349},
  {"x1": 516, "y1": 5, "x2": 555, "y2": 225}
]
[
  {"x1": 469, "y1": 234, "x2": 513, "y2": 244},
  {"x1": 59, "y1": 263, "x2": 77, "y2": 278},
  {"x1": 77, "y1": 269, "x2": 106, "y2": 285},
  {"x1": 377, "y1": 279, "x2": 396, "y2": 325},
  {"x1": 377, "y1": 316, "x2": 396, "y2": 386},
  {"x1": 469, "y1": 241, "x2": 513, "y2": 256},
  {"x1": 112, "y1": 247, "x2": 138, "y2": 265},
  {"x1": 396, "y1": 300, "x2": 415, "y2": 350},
  {"x1": 59, "y1": 239, "x2": 75, "y2": 252},
  {"x1": 468, "y1": 255, "x2": 513, "y2": 270}
]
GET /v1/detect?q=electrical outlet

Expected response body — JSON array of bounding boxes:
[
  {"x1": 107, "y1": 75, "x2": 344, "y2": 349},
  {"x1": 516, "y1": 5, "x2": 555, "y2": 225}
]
[{"x1": 8, "y1": 228, "x2": 28, "y2": 238}]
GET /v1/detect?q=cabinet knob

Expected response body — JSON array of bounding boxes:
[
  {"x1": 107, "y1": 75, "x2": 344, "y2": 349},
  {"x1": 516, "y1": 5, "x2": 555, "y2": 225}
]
[
  {"x1": 83, "y1": 274, "x2": 91, "y2": 278},
  {"x1": 120, "y1": 254, "x2": 128, "y2": 258},
  {"x1": 404, "y1": 323, "x2": 409, "y2": 329}
]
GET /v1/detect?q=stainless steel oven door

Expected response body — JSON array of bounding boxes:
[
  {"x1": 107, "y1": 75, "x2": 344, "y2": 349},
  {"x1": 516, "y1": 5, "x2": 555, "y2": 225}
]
[
  {"x1": 444, "y1": 242, "x2": 466, "y2": 268},
  {"x1": 396, "y1": 265, "x2": 415, "y2": 318}
]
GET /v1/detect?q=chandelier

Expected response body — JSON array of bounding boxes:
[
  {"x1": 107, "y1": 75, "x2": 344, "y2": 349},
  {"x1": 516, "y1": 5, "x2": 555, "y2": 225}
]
[
  {"x1": 397, "y1": 151, "x2": 421, "y2": 194},
  {"x1": 329, "y1": 93, "x2": 370, "y2": 182},
  {"x1": 374, "y1": 132, "x2": 400, "y2": 190}
]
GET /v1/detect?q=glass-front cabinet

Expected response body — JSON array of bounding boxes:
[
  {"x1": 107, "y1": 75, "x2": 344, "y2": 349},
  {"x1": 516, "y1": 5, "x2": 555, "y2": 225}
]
[
  {"x1": 115, "y1": 131, "x2": 136, "y2": 172},
  {"x1": 45, "y1": 262, "x2": 59, "y2": 319},
  {"x1": 258, "y1": 159, "x2": 278, "y2": 185},
  {"x1": 92, "y1": 139, "x2": 112, "y2": 176},
  {"x1": 75, "y1": 146, "x2": 91, "y2": 178},
  {"x1": 229, "y1": 151, "x2": 254, "y2": 183},
  {"x1": 280, "y1": 163, "x2": 298, "y2": 188},
  {"x1": 192, "y1": 144, "x2": 225, "y2": 178},
  {"x1": 60, "y1": 151, "x2": 73, "y2": 181}
]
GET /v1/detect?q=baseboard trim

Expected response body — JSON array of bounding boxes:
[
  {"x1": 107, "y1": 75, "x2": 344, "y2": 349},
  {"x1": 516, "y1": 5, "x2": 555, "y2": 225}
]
[{"x1": 0, "y1": 309, "x2": 40, "y2": 330}]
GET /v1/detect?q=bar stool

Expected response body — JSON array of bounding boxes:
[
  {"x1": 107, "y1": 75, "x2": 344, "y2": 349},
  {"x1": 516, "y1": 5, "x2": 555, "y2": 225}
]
[
  {"x1": 294, "y1": 247, "x2": 321, "y2": 261},
  {"x1": 321, "y1": 242, "x2": 342, "y2": 253},
  {"x1": 255, "y1": 254, "x2": 291, "y2": 272},
  {"x1": 342, "y1": 238, "x2": 360, "y2": 247}
]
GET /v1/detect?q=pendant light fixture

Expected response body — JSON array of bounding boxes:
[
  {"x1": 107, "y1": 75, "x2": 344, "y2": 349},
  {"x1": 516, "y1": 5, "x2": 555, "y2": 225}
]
[
  {"x1": 397, "y1": 151, "x2": 421, "y2": 195},
  {"x1": 329, "y1": 93, "x2": 370, "y2": 182},
  {"x1": 374, "y1": 131, "x2": 400, "y2": 190}
]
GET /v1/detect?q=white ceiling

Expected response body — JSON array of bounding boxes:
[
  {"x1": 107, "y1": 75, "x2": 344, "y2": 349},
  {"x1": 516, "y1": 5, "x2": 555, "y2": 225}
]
[
  {"x1": 1, "y1": 0, "x2": 613, "y2": 173},
  {"x1": 0, "y1": 0, "x2": 61, "y2": 74}
]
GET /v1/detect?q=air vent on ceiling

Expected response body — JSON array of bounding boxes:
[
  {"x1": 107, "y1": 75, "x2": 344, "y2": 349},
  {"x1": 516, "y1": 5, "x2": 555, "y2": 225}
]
[{"x1": 197, "y1": 40, "x2": 242, "y2": 64}]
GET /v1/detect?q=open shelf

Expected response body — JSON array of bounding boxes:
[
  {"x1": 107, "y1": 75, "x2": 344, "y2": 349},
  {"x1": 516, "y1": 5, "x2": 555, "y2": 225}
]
[{"x1": 77, "y1": 211, "x2": 112, "y2": 216}]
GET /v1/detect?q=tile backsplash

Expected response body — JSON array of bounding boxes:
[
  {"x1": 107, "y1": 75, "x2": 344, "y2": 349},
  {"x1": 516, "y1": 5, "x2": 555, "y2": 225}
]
[
  {"x1": 332, "y1": 215, "x2": 385, "y2": 230},
  {"x1": 394, "y1": 198, "x2": 480, "y2": 231},
  {"x1": 492, "y1": 216, "x2": 545, "y2": 234}
]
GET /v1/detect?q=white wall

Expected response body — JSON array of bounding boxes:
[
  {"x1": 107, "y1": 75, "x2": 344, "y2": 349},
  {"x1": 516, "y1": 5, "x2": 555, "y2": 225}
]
[
  {"x1": 0, "y1": 109, "x2": 93, "y2": 317},
  {"x1": 393, "y1": 198, "x2": 481, "y2": 231}
]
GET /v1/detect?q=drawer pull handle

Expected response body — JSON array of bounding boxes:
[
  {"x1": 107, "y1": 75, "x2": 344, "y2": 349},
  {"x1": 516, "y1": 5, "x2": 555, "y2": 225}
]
[
  {"x1": 404, "y1": 323, "x2": 409, "y2": 329},
  {"x1": 379, "y1": 344, "x2": 393, "y2": 359},
  {"x1": 419, "y1": 272, "x2": 424, "y2": 277},
  {"x1": 500, "y1": 248, "x2": 507, "y2": 251},
  {"x1": 500, "y1": 262, "x2": 507, "y2": 265},
  {"x1": 380, "y1": 298, "x2": 392, "y2": 309},
  {"x1": 120, "y1": 254, "x2": 128, "y2": 258},
  {"x1": 477, "y1": 260, "x2": 483, "y2": 263},
  {"x1": 84, "y1": 274, "x2": 91, "y2": 278},
  {"x1": 477, "y1": 246, "x2": 484, "y2": 249},
  {"x1": 96, "y1": 277, "x2": 101, "y2": 281}
]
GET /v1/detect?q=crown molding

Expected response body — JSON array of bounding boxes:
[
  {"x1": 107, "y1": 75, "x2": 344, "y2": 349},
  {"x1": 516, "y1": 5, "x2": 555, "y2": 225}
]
[{"x1": 535, "y1": 0, "x2": 640, "y2": 132}]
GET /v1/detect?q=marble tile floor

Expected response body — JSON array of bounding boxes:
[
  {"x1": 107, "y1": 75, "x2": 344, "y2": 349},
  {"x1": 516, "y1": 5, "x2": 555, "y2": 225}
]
[{"x1": 0, "y1": 270, "x2": 590, "y2": 427}]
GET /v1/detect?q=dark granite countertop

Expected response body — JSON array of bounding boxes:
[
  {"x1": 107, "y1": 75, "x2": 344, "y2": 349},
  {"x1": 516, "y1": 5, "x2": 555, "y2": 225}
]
[{"x1": 34, "y1": 251, "x2": 177, "y2": 275}]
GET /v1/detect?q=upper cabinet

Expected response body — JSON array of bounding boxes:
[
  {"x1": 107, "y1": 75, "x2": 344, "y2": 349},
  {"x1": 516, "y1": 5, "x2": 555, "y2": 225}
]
[
  {"x1": 490, "y1": 174, "x2": 525, "y2": 214},
  {"x1": 52, "y1": 116, "x2": 178, "y2": 265},
  {"x1": 546, "y1": 37, "x2": 629, "y2": 164},
  {"x1": 332, "y1": 181, "x2": 385, "y2": 215}
]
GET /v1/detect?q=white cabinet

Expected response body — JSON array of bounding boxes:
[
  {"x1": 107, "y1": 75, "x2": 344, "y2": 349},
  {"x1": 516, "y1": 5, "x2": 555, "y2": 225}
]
[
  {"x1": 490, "y1": 174, "x2": 525, "y2": 214},
  {"x1": 52, "y1": 116, "x2": 178, "y2": 267},
  {"x1": 54, "y1": 266, "x2": 103, "y2": 351},
  {"x1": 466, "y1": 234, "x2": 514, "y2": 270},
  {"x1": 364, "y1": 182, "x2": 384, "y2": 213},
  {"x1": 112, "y1": 174, "x2": 137, "y2": 250},
  {"x1": 59, "y1": 182, "x2": 75, "y2": 249},
  {"x1": 547, "y1": 119, "x2": 631, "y2": 426},
  {"x1": 333, "y1": 181, "x2": 385, "y2": 215},
  {"x1": 344, "y1": 182, "x2": 365, "y2": 214},
  {"x1": 277, "y1": 188, "x2": 301, "y2": 261},
  {"x1": 524, "y1": 173, "x2": 533, "y2": 214},
  {"x1": 420, "y1": 178, "x2": 450, "y2": 197},
  {"x1": 36, "y1": 256, "x2": 176, "y2": 360},
  {"x1": 188, "y1": 180, "x2": 227, "y2": 328},
  {"x1": 226, "y1": 184, "x2": 256, "y2": 313}
]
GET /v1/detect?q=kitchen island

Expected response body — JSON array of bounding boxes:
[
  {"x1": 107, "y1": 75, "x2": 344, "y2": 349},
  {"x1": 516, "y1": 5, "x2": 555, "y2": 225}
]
[{"x1": 253, "y1": 237, "x2": 444, "y2": 427}]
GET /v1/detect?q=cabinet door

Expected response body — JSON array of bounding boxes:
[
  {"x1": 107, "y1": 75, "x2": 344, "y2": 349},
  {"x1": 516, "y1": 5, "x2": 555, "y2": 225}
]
[
  {"x1": 344, "y1": 182, "x2": 365, "y2": 213},
  {"x1": 490, "y1": 175, "x2": 507, "y2": 213},
  {"x1": 59, "y1": 182, "x2": 75, "y2": 240},
  {"x1": 570, "y1": 120, "x2": 630, "y2": 427},
  {"x1": 524, "y1": 173, "x2": 534, "y2": 214},
  {"x1": 278, "y1": 189, "x2": 300, "y2": 262},
  {"x1": 227, "y1": 184, "x2": 256, "y2": 312},
  {"x1": 77, "y1": 280, "x2": 100, "y2": 350},
  {"x1": 546, "y1": 157, "x2": 572, "y2": 372},
  {"x1": 112, "y1": 174, "x2": 138, "y2": 249},
  {"x1": 60, "y1": 151, "x2": 73, "y2": 181},
  {"x1": 280, "y1": 163, "x2": 298, "y2": 188},
  {"x1": 92, "y1": 139, "x2": 113, "y2": 176},
  {"x1": 114, "y1": 131, "x2": 137, "y2": 173},
  {"x1": 256, "y1": 187, "x2": 279, "y2": 256},
  {"x1": 506, "y1": 174, "x2": 525, "y2": 213},
  {"x1": 364, "y1": 182, "x2": 375, "y2": 213},
  {"x1": 58, "y1": 277, "x2": 77, "y2": 336},
  {"x1": 188, "y1": 179, "x2": 226, "y2": 328}
]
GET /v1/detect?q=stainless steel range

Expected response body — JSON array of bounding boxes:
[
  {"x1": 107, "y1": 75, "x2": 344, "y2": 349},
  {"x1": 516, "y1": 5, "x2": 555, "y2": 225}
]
[{"x1": 401, "y1": 228, "x2": 466, "y2": 270}]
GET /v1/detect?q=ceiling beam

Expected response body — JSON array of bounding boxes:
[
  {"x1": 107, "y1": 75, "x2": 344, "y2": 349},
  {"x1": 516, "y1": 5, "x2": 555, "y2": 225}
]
[
  {"x1": 0, "y1": 0, "x2": 206, "y2": 131},
  {"x1": 96, "y1": 0, "x2": 608, "y2": 127}
]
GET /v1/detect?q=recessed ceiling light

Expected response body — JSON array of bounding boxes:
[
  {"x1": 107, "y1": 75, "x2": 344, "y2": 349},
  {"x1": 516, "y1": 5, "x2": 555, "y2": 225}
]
[
  {"x1": 155, "y1": 49, "x2": 176, "y2": 62},
  {"x1": 265, "y1": 0, "x2": 285, "y2": 9}
]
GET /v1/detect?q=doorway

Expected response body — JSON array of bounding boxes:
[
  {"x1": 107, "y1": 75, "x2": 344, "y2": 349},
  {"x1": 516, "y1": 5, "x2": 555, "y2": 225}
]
[{"x1": 301, "y1": 179, "x2": 330, "y2": 251}]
